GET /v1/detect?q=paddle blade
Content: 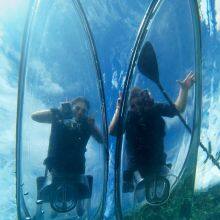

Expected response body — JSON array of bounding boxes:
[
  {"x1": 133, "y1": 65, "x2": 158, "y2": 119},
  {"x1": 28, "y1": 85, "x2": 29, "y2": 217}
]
[{"x1": 137, "y1": 41, "x2": 159, "y2": 83}]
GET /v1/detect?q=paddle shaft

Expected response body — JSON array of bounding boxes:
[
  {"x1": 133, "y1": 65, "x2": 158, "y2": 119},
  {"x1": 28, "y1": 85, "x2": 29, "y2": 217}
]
[{"x1": 157, "y1": 82, "x2": 220, "y2": 169}]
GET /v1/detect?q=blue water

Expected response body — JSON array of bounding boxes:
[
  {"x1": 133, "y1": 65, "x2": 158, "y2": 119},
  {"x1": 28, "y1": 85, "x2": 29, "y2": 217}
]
[{"x1": 0, "y1": 0, "x2": 220, "y2": 219}]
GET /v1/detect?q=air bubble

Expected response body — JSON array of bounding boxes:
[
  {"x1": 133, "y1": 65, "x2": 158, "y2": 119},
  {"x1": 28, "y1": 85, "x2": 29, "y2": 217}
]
[{"x1": 36, "y1": 199, "x2": 43, "y2": 204}]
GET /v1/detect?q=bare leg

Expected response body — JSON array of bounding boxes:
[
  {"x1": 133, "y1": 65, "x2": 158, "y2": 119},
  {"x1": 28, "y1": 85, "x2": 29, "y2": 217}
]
[
  {"x1": 33, "y1": 204, "x2": 45, "y2": 220},
  {"x1": 76, "y1": 200, "x2": 85, "y2": 217}
]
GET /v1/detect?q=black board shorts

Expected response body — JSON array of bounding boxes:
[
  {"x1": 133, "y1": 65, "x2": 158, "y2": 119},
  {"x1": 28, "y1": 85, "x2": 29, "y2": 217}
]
[
  {"x1": 44, "y1": 154, "x2": 85, "y2": 175},
  {"x1": 124, "y1": 145, "x2": 166, "y2": 179}
]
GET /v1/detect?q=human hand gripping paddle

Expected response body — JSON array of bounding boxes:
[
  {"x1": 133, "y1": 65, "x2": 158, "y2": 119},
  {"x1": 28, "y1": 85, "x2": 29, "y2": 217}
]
[{"x1": 137, "y1": 41, "x2": 220, "y2": 170}]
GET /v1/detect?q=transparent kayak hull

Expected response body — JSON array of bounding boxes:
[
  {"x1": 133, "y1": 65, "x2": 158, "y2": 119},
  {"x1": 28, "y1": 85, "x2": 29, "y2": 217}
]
[
  {"x1": 16, "y1": 1, "x2": 108, "y2": 220},
  {"x1": 114, "y1": 0, "x2": 202, "y2": 219}
]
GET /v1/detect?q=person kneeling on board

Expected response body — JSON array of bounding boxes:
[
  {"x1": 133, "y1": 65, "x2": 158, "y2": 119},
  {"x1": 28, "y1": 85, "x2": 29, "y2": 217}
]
[
  {"x1": 109, "y1": 72, "x2": 195, "y2": 193},
  {"x1": 32, "y1": 97, "x2": 103, "y2": 214}
]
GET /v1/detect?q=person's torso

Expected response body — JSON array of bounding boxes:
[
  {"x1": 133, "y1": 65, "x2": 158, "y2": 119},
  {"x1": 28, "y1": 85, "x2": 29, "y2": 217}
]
[
  {"x1": 125, "y1": 105, "x2": 166, "y2": 154},
  {"x1": 49, "y1": 116, "x2": 91, "y2": 159}
]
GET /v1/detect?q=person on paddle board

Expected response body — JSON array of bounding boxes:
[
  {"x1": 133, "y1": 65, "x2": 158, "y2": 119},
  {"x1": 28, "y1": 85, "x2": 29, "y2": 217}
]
[
  {"x1": 109, "y1": 72, "x2": 195, "y2": 192},
  {"x1": 32, "y1": 97, "x2": 104, "y2": 216},
  {"x1": 31, "y1": 97, "x2": 104, "y2": 177}
]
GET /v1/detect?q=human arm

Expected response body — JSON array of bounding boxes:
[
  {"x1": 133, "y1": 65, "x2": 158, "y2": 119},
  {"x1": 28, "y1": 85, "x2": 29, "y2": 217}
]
[
  {"x1": 174, "y1": 72, "x2": 195, "y2": 113},
  {"x1": 88, "y1": 118, "x2": 104, "y2": 143},
  {"x1": 31, "y1": 109, "x2": 55, "y2": 123},
  {"x1": 108, "y1": 92, "x2": 122, "y2": 136}
]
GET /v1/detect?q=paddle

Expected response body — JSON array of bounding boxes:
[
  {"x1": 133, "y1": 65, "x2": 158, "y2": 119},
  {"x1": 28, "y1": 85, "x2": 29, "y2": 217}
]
[{"x1": 137, "y1": 41, "x2": 220, "y2": 169}]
